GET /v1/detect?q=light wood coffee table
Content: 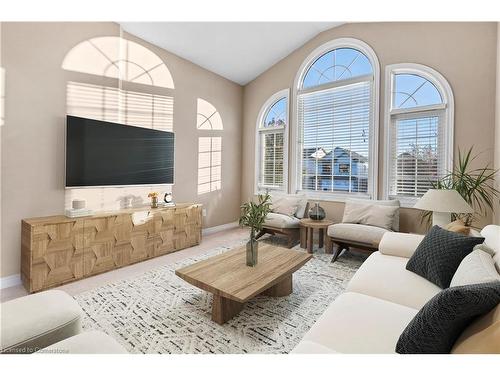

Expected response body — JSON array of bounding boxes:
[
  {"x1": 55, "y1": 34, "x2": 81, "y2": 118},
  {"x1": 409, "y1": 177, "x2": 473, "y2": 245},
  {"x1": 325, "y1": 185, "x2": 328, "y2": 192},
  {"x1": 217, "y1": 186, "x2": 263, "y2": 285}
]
[{"x1": 175, "y1": 243, "x2": 312, "y2": 324}]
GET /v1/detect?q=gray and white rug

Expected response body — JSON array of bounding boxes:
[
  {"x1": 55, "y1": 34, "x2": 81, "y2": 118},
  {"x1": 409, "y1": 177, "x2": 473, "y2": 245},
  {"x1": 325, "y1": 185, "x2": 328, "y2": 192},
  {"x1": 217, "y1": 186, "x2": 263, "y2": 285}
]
[{"x1": 74, "y1": 237, "x2": 366, "y2": 354}]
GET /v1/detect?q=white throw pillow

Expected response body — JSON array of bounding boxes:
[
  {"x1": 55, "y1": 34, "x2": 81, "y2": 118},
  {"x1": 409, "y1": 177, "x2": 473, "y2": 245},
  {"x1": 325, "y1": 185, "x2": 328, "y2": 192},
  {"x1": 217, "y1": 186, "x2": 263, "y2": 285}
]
[
  {"x1": 346, "y1": 198, "x2": 400, "y2": 231},
  {"x1": 270, "y1": 194, "x2": 307, "y2": 218},
  {"x1": 342, "y1": 201, "x2": 398, "y2": 231},
  {"x1": 271, "y1": 196, "x2": 298, "y2": 216},
  {"x1": 450, "y1": 249, "x2": 500, "y2": 287}
]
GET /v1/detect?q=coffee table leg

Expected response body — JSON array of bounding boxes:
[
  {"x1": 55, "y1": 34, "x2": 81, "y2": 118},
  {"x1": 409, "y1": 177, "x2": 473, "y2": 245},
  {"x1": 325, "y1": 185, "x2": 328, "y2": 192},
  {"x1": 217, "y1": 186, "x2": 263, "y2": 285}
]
[
  {"x1": 318, "y1": 228, "x2": 324, "y2": 248},
  {"x1": 260, "y1": 275, "x2": 293, "y2": 297},
  {"x1": 307, "y1": 228, "x2": 314, "y2": 254},
  {"x1": 212, "y1": 295, "x2": 244, "y2": 325}
]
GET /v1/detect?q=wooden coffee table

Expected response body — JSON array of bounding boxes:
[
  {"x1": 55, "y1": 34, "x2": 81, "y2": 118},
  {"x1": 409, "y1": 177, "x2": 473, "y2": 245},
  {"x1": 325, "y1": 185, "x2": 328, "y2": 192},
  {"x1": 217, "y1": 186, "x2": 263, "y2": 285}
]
[
  {"x1": 175, "y1": 244, "x2": 312, "y2": 324},
  {"x1": 299, "y1": 218, "x2": 334, "y2": 254}
]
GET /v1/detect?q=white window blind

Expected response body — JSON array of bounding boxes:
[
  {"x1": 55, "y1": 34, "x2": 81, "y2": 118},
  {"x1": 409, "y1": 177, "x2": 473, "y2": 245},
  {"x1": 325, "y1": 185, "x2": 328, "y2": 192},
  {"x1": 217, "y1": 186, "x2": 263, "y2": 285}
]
[
  {"x1": 256, "y1": 95, "x2": 287, "y2": 192},
  {"x1": 259, "y1": 131, "x2": 284, "y2": 189},
  {"x1": 297, "y1": 80, "x2": 372, "y2": 196},
  {"x1": 388, "y1": 110, "x2": 446, "y2": 202}
]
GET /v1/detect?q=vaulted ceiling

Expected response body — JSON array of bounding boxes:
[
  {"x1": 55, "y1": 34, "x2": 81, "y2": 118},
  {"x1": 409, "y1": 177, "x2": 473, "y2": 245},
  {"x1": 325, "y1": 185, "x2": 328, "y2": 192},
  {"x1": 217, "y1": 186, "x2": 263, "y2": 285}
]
[{"x1": 120, "y1": 22, "x2": 343, "y2": 85}]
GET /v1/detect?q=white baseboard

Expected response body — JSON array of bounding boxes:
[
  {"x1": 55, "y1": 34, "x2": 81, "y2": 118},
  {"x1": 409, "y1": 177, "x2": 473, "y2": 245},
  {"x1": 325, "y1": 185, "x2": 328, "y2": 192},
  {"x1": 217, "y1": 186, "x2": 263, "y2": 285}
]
[
  {"x1": 202, "y1": 221, "x2": 239, "y2": 236},
  {"x1": 0, "y1": 274, "x2": 21, "y2": 289}
]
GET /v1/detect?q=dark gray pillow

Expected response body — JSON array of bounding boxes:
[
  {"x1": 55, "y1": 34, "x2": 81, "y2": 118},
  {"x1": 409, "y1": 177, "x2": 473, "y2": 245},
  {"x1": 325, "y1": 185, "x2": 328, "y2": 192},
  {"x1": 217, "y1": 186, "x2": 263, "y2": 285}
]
[
  {"x1": 396, "y1": 281, "x2": 500, "y2": 354},
  {"x1": 406, "y1": 225, "x2": 484, "y2": 288}
]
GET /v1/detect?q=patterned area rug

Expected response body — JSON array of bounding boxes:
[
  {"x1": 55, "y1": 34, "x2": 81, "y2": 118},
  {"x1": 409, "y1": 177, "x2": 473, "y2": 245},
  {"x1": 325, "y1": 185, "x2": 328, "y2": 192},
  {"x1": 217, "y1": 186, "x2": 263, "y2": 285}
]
[{"x1": 74, "y1": 237, "x2": 367, "y2": 354}]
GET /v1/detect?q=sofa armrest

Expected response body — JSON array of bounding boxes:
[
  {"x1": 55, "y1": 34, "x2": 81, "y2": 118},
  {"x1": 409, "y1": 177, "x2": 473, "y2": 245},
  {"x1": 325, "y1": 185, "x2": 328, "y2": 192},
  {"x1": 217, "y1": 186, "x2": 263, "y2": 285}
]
[{"x1": 378, "y1": 232, "x2": 424, "y2": 258}]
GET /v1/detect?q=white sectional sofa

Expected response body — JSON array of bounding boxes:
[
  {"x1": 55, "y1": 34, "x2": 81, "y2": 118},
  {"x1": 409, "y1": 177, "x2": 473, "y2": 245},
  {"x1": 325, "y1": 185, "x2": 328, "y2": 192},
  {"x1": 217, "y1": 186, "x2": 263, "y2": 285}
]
[
  {"x1": 1, "y1": 290, "x2": 126, "y2": 354},
  {"x1": 292, "y1": 224, "x2": 500, "y2": 354}
]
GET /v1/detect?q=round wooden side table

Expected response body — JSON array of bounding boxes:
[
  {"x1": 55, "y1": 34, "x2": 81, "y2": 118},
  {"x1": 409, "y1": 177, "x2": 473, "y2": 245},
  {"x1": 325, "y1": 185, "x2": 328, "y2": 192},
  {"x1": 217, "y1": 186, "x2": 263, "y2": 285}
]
[{"x1": 299, "y1": 218, "x2": 334, "y2": 254}]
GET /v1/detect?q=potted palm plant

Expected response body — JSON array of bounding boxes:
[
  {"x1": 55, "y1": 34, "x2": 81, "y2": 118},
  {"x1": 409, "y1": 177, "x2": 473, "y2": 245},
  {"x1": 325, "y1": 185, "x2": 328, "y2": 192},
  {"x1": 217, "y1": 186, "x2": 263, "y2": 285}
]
[
  {"x1": 422, "y1": 147, "x2": 500, "y2": 228},
  {"x1": 239, "y1": 193, "x2": 272, "y2": 267}
]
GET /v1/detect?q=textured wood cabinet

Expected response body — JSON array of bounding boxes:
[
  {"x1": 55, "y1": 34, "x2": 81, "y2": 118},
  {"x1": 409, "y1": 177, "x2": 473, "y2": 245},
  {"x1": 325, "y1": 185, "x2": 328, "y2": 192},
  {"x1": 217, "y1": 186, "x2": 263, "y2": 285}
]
[{"x1": 21, "y1": 204, "x2": 202, "y2": 293}]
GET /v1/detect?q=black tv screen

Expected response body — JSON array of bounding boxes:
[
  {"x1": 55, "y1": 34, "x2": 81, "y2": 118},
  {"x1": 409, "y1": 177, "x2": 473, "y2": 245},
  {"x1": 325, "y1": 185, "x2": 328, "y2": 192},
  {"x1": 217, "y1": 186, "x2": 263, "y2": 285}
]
[{"x1": 66, "y1": 116, "x2": 174, "y2": 187}]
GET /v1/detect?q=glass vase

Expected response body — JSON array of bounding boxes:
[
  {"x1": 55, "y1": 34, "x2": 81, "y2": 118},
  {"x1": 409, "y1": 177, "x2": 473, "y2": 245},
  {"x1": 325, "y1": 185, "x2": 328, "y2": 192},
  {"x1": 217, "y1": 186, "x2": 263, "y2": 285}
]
[
  {"x1": 246, "y1": 238, "x2": 258, "y2": 267},
  {"x1": 308, "y1": 202, "x2": 326, "y2": 220}
]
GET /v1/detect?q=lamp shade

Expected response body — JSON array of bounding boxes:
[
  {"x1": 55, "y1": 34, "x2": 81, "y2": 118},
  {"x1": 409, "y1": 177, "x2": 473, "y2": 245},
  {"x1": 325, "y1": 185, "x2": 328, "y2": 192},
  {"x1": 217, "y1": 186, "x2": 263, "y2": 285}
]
[{"x1": 413, "y1": 189, "x2": 473, "y2": 213}]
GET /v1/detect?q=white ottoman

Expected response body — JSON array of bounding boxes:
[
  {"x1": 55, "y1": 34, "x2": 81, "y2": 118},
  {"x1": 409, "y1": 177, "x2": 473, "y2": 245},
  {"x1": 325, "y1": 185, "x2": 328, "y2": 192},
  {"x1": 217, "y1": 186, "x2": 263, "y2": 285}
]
[
  {"x1": 36, "y1": 331, "x2": 127, "y2": 354},
  {"x1": 0, "y1": 290, "x2": 82, "y2": 354}
]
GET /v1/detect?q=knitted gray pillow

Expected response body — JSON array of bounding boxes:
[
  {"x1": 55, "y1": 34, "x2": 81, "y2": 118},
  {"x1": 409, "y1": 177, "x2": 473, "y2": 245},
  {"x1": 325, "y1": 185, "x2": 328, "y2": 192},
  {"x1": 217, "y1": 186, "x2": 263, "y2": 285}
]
[
  {"x1": 396, "y1": 281, "x2": 500, "y2": 354},
  {"x1": 406, "y1": 225, "x2": 484, "y2": 288}
]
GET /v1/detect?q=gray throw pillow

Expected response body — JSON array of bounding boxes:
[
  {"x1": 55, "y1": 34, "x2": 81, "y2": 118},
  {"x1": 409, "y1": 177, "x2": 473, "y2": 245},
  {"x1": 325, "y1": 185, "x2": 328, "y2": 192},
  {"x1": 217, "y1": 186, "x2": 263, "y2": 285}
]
[
  {"x1": 406, "y1": 226, "x2": 485, "y2": 288},
  {"x1": 396, "y1": 281, "x2": 500, "y2": 354}
]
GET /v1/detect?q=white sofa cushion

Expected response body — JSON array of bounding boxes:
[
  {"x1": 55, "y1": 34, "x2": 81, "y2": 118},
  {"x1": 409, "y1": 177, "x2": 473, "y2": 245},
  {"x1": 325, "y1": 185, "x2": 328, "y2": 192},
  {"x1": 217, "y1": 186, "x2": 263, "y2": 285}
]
[
  {"x1": 379, "y1": 232, "x2": 424, "y2": 258},
  {"x1": 293, "y1": 292, "x2": 417, "y2": 353},
  {"x1": 0, "y1": 290, "x2": 82, "y2": 353},
  {"x1": 263, "y1": 212, "x2": 300, "y2": 229},
  {"x1": 346, "y1": 252, "x2": 442, "y2": 310},
  {"x1": 36, "y1": 331, "x2": 127, "y2": 354},
  {"x1": 450, "y1": 249, "x2": 500, "y2": 287},
  {"x1": 291, "y1": 340, "x2": 338, "y2": 354},
  {"x1": 327, "y1": 223, "x2": 388, "y2": 247},
  {"x1": 481, "y1": 225, "x2": 500, "y2": 271}
]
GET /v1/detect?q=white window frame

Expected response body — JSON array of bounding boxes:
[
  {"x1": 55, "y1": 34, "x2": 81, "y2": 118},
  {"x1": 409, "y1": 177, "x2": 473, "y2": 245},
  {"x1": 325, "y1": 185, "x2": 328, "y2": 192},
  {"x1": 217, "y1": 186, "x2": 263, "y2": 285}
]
[
  {"x1": 291, "y1": 38, "x2": 380, "y2": 202},
  {"x1": 383, "y1": 63, "x2": 454, "y2": 207},
  {"x1": 254, "y1": 89, "x2": 290, "y2": 194}
]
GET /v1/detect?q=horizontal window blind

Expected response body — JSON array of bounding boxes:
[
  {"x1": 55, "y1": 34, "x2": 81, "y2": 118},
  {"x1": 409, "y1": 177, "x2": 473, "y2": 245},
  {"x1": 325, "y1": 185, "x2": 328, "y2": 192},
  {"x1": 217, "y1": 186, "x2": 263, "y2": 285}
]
[
  {"x1": 388, "y1": 110, "x2": 446, "y2": 201},
  {"x1": 259, "y1": 131, "x2": 284, "y2": 190},
  {"x1": 297, "y1": 80, "x2": 372, "y2": 195},
  {"x1": 67, "y1": 81, "x2": 174, "y2": 132}
]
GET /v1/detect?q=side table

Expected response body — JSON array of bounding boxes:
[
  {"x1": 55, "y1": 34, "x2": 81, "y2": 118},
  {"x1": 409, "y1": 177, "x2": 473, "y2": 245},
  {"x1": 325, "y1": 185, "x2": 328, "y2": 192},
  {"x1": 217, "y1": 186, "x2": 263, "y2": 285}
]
[{"x1": 299, "y1": 218, "x2": 334, "y2": 254}]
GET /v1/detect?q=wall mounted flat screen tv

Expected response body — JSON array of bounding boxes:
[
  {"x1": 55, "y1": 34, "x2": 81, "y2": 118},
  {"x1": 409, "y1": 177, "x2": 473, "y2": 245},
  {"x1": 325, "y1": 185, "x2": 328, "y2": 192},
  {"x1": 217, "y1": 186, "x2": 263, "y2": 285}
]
[{"x1": 66, "y1": 116, "x2": 174, "y2": 187}]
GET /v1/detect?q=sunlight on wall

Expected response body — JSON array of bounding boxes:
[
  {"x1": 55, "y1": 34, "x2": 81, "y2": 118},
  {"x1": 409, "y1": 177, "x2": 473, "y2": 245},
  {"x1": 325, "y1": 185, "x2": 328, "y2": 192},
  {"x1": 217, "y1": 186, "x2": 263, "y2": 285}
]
[
  {"x1": 62, "y1": 36, "x2": 175, "y2": 89},
  {"x1": 65, "y1": 185, "x2": 172, "y2": 212},
  {"x1": 67, "y1": 81, "x2": 174, "y2": 132},
  {"x1": 63, "y1": 35, "x2": 175, "y2": 211},
  {"x1": 198, "y1": 137, "x2": 222, "y2": 195},
  {"x1": 197, "y1": 98, "x2": 223, "y2": 130}
]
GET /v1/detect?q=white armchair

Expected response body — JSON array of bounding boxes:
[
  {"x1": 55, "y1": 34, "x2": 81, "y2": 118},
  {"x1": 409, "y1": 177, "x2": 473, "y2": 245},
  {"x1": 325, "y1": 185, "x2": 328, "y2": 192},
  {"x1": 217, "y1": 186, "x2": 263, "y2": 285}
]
[{"x1": 257, "y1": 194, "x2": 309, "y2": 248}]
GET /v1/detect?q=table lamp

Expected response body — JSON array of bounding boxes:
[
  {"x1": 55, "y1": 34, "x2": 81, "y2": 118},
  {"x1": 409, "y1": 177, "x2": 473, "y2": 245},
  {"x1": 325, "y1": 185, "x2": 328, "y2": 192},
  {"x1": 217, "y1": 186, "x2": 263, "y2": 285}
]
[{"x1": 413, "y1": 189, "x2": 473, "y2": 227}]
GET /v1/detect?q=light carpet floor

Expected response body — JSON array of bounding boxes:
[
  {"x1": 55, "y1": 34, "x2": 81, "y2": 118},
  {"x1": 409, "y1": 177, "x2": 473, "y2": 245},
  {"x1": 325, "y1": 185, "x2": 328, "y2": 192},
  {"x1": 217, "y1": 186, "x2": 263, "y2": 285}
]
[{"x1": 74, "y1": 238, "x2": 366, "y2": 354}]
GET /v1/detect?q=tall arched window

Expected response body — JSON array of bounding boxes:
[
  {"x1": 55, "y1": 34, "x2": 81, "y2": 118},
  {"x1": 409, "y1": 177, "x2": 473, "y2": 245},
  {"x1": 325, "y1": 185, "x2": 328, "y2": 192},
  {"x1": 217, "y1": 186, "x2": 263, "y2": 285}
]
[
  {"x1": 383, "y1": 63, "x2": 454, "y2": 206},
  {"x1": 293, "y1": 38, "x2": 380, "y2": 199},
  {"x1": 255, "y1": 89, "x2": 289, "y2": 192}
]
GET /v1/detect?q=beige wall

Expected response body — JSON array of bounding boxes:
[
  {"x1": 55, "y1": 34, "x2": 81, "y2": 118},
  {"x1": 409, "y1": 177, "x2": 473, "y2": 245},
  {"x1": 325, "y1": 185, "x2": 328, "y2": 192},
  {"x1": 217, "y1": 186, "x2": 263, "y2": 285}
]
[
  {"x1": 242, "y1": 22, "x2": 498, "y2": 233},
  {"x1": 495, "y1": 23, "x2": 500, "y2": 225},
  {"x1": 1, "y1": 22, "x2": 243, "y2": 278}
]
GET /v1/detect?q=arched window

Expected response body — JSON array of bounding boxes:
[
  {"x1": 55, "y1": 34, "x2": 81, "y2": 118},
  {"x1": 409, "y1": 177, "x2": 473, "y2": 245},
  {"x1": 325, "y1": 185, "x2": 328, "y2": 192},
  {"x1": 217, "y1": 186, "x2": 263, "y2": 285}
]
[
  {"x1": 383, "y1": 63, "x2": 454, "y2": 206},
  {"x1": 293, "y1": 38, "x2": 380, "y2": 199},
  {"x1": 255, "y1": 90, "x2": 289, "y2": 192},
  {"x1": 197, "y1": 98, "x2": 223, "y2": 195}
]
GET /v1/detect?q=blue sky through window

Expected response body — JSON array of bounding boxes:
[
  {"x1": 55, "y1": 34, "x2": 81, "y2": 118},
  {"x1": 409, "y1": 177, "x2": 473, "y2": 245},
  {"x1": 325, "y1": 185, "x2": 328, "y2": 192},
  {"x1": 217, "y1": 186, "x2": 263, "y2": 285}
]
[
  {"x1": 263, "y1": 97, "x2": 287, "y2": 128},
  {"x1": 393, "y1": 74, "x2": 442, "y2": 109},
  {"x1": 302, "y1": 48, "x2": 373, "y2": 89}
]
